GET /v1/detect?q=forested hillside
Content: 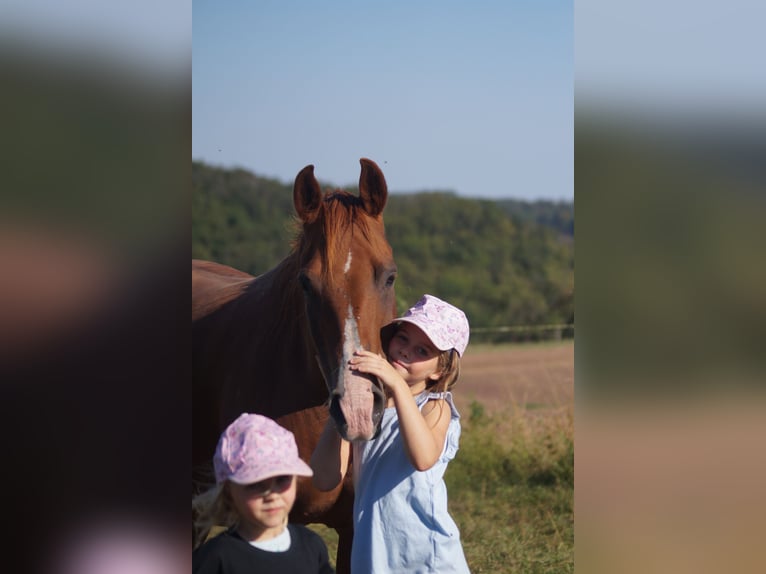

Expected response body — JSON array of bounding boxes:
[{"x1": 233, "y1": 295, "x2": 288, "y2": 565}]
[{"x1": 192, "y1": 161, "x2": 574, "y2": 332}]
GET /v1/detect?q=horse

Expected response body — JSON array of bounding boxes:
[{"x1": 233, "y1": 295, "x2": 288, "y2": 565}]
[{"x1": 192, "y1": 158, "x2": 396, "y2": 572}]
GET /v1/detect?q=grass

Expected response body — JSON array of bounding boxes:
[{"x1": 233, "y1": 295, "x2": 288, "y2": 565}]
[
  {"x1": 466, "y1": 339, "x2": 573, "y2": 353},
  {"x1": 446, "y1": 400, "x2": 574, "y2": 573},
  {"x1": 310, "y1": 399, "x2": 574, "y2": 573}
]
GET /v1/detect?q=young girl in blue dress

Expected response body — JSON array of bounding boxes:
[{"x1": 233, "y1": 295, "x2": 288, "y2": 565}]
[{"x1": 311, "y1": 294, "x2": 471, "y2": 573}]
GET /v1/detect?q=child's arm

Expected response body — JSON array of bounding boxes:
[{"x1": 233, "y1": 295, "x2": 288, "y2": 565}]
[
  {"x1": 310, "y1": 417, "x2": 350, "y2": 491},
  {"x1": 350, "y1": 350, "x2": 451, "y2": 471},
  {"x1": 389, "y1": 381, "x2": 452, "y2": 471}
]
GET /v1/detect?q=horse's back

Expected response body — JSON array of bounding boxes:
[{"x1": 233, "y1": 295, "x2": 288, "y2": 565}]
[{"x1": 192, "y1": 259, "x2": 254, "y2": 321}]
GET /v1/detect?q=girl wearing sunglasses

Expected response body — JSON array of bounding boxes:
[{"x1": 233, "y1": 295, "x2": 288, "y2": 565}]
[
  {"x1": 311, "y1": 294, "x2": 471, "y2": 573},
  {"x1": 193, "y1": 413, "x2": 334, "y2": 573}
]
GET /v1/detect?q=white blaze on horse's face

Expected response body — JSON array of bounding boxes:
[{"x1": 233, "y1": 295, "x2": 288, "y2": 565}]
[
  {"x1": 343, "y1": 305, "x2": 361, "y2": 364},
  {"x1": 339, "y1": 303, "x2": 376, "y2": 441},
  {"x1": 343, "y1": 249, "x2": 352, "y2": 275}
]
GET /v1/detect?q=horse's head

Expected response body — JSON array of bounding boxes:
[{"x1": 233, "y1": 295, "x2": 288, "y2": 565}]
[{"x1": 293, "y1": 158, "x2": 396, "y2": 442}]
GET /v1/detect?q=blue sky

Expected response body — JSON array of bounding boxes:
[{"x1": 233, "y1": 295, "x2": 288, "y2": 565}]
[
  {"x1": 4, "y1": 1, "x2": 760, "y2": 199},
  {"x1": 193, "y1": 1, "x2": 573, "y2": 200},
  {"x1": 575, "y1": 0, "x2": 765, "y2": 116}
]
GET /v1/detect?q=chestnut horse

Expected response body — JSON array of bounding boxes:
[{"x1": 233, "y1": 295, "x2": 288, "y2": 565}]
[{"x1": 192, "y1": 158, "x2": 396, "y2": 572}]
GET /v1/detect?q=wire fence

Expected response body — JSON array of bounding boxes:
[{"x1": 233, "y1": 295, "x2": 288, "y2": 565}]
[{"x1": 470, "y1": 323, "x2": 574, "y2": 344}]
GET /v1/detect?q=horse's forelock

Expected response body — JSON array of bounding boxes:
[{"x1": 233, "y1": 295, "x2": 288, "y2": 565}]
[{"x1": 296, "y1": 191, "x2": 374, "y2": 283}]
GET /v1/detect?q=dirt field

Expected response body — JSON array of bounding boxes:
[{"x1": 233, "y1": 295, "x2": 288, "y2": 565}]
[{"x1": 454, "y1": 341, "x2": 574, "y2": 415}]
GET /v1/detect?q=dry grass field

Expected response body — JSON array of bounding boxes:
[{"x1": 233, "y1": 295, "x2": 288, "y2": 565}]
[{"x1": 456, "y1": 341, "x2": 574, "y2": 416}]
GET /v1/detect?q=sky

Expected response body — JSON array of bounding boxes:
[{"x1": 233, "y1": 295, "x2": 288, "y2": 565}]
[
  {"x1": 575, "y1": 0, "x2": 766, "y2": 117},
  {"x1": 3, "y1": 1, "x2": 761, "y2": 200},
  {"x1": 192, "y1": 1, "x2": 573, "y2": 201}
]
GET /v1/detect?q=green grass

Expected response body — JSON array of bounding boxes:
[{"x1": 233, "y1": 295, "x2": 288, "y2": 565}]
[
  {"x1": 453, "y1": 484, "x2": 573, "y2": 573},
  {"x1": 445, "y1": 400, "x2": 574, "y2": 573},
  {"x1": 310, "y1": 400, "x2": 574, "y2": 573}
]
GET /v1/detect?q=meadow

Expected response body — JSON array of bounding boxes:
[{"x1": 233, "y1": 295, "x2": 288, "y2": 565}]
[{"x1": 310, "y1": 341, "x2": 574, "y2": 573}]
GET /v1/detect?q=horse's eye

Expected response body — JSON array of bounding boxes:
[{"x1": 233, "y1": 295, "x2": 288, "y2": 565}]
[
  {"x1": 299, "y1": 273, "x2": 312, "y2": 293},
  {"x1": 385, "y1": 273, "x2": 396, "y2": 288}
]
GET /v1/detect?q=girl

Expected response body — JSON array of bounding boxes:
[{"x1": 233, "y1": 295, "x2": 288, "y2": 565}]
[
  {"x1": 311, "y1": 294, "x2": 471, "y2": 573},
  {"x1": 193, "y1": 412, "x2": 335, "y2": 574}
]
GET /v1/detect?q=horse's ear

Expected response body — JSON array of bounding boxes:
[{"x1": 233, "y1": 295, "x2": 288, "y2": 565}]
[
  {"x1": 358, "y1": 158, "x2": 388, "y2": 217},
  {"x1": 294, "y1": 164, "x2": 323, "y2": 223}
]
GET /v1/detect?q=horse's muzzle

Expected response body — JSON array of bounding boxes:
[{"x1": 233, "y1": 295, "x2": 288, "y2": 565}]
[{"x1": 330, "y1": 372, "x2": 385, "y2": 442}]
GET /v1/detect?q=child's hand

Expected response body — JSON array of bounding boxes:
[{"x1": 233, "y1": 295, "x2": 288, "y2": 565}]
[{"x1": 349, "y1": 349, "x2": 406, "y2": 393}]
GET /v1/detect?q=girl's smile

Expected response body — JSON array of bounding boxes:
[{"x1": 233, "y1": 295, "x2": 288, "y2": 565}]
[
  {"x1": 391, "y1": 358, "x2": 408, "y2": 370},
  {"x1": 387, "y1": 323, "x2": 442, "y2": 387}
]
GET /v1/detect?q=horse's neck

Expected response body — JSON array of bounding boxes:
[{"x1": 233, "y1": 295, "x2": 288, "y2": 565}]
[
  {"x1": 210, "y1": 256, "x2": 326, "y2": 420},
  {"x1": 245, "y1": 257, "x2": 319, "y2": 374}
]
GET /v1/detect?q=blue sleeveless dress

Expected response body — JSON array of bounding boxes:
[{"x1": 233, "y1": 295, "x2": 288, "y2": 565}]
[{"x1": 351, "y1": 391, "x2": 470, "y2": 573}]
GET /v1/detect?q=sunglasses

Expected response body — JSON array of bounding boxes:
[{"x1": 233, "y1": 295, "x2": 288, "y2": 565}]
[{"x1": 243, "y1": 474, "x2": 294, "y2": 496}]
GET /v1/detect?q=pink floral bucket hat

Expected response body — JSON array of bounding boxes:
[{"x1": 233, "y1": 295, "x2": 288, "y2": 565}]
[
  {"x1": 381, "y1": 294, "x2": 470, "y2": 357},
  {"x1": 213, "y1": 413, "x2": 313, "y2": 485}
]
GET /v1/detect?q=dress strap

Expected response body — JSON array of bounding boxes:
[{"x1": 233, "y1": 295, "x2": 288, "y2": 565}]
[
  {"x1": 416, "y1": 390, "x2": 460, "y2": 419},
  {"x1": 416, "y1": 390, "x2": 462, "y2": 460}
]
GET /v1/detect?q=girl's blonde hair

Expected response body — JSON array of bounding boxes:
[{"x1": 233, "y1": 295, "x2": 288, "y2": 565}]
[
  {"x1": 192, "y1": 482, "x2": 238, "y2": 549},
  {"x1": 426, "y1": 348, "x2": 460, "y2": 394}
]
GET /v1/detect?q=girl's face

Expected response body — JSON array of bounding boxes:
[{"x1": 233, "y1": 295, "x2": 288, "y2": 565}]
[
  {"x1": 387, "y1": 323, "x2": 442, "y2": 390},
  {"x1": 228, "y1": 475, "x2": 296, "y2": 542}
]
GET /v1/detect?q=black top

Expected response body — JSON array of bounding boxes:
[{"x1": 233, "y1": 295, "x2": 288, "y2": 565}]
[{"x1": 193, "y1": 525, "x2": 335, "y2": 574}]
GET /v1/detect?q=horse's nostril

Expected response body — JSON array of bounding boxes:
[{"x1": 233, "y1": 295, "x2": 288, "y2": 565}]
[
  {"x1": 371, "y1": 380, "x2": 385, "y2": 402},
  {"x1": 372, "y1": 402, "x2": 383, "y2": 426},
  {"x1": 329, "y1": 396, "x2": 348, "y2": 434},
  {"x1": 370, "y1": 381, "x2": 386, "y2": 433}
]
